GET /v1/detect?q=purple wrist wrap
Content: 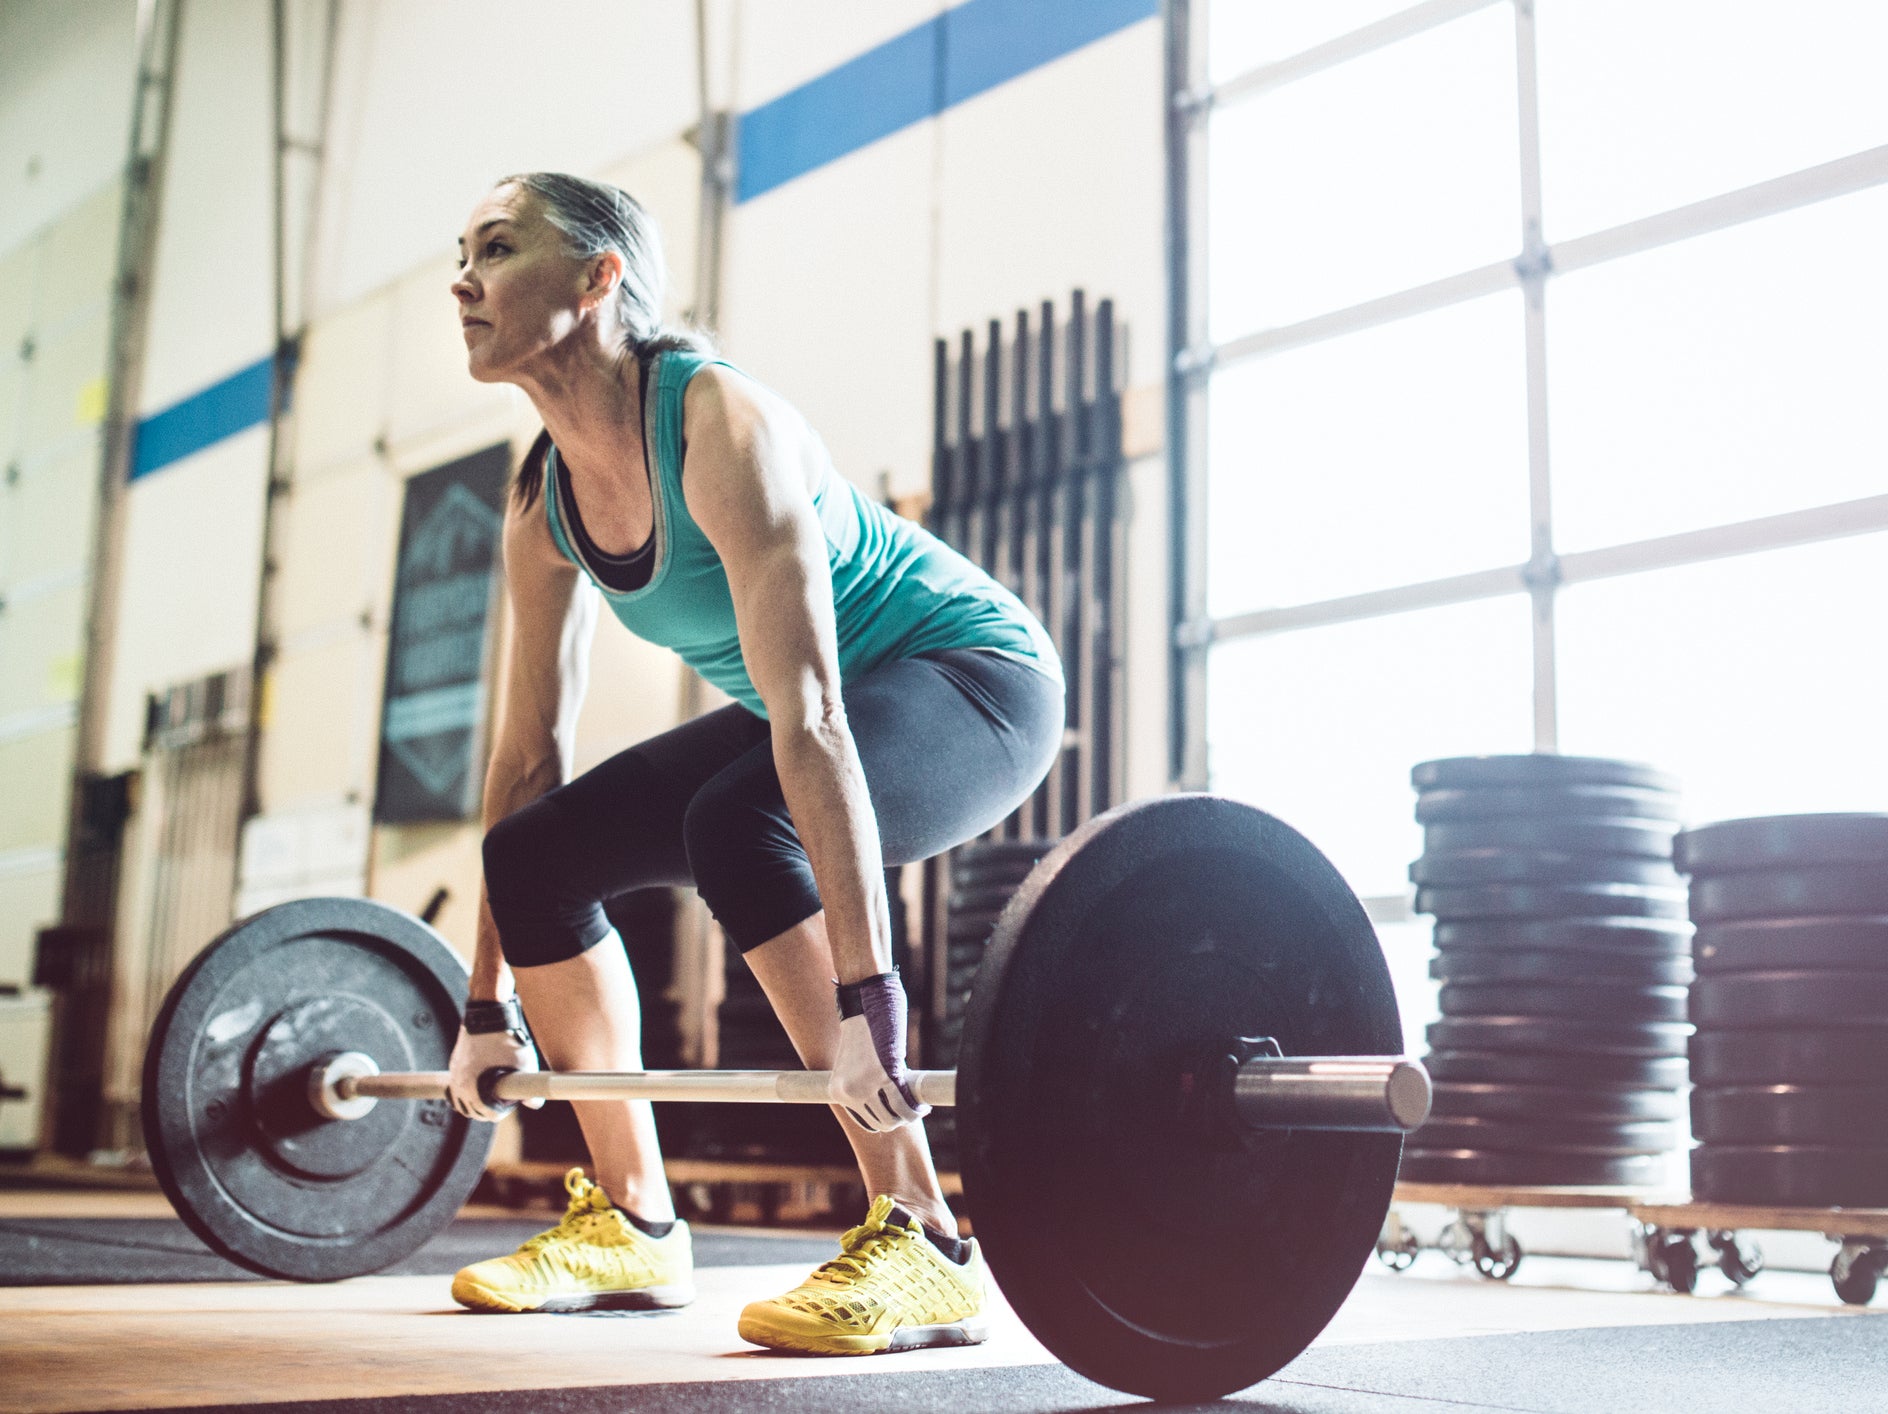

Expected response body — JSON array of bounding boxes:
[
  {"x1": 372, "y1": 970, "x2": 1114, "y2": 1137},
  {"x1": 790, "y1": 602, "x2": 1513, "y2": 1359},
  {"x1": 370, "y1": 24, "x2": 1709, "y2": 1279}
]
[{"x1": 837, "y1": 971, "x2": 910, "y2": 1078}]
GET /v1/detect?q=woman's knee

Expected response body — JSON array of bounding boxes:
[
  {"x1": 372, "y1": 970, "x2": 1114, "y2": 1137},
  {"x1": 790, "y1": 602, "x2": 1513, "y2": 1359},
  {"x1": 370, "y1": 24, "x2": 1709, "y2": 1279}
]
[
  {"x1": 681, "y1": 782, "x2": 819, "y2": 949},
  {"x1": 482, "y1": 798, "x2": 610, "y2": 966}
]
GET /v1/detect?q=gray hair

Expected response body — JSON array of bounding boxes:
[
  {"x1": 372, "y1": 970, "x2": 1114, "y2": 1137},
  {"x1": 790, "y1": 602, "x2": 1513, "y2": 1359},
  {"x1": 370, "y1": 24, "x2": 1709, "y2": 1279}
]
[
  {"x1": 496, "y1": 172, "x2": 712, "y2": 508},
  {"x1": 497, "y1": 170, "x2": 708, "y2": 356}
]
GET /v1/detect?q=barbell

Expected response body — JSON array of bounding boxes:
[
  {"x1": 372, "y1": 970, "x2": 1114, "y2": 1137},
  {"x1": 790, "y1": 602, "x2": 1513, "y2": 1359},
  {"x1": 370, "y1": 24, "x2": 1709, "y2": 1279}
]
[{"x1": 142, "y1": 794, "x2": 1425, "y2": 1401}]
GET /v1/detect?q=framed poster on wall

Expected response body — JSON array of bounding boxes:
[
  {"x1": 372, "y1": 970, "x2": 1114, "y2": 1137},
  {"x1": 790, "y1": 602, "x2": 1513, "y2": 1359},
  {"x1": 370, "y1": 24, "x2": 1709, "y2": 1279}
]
[{"x1": 374, "y1": 443, "x2": 510, "y2": 823}]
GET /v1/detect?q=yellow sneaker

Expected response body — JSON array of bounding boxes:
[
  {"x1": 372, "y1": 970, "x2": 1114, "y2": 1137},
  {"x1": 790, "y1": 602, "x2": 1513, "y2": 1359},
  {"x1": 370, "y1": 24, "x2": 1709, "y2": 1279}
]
[
  {"x1": 737, "y1": 1195, "x2": 988, "y2": 1355},
  {"x1": 450, "y1": 1168, "x2": 694, "y2": 1313}
]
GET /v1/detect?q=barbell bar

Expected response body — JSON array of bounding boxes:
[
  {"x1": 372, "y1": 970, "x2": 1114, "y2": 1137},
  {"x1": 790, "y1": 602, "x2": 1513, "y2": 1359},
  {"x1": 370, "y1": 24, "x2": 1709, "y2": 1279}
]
[
  {"x1": 142, "y1": 794, "x2": 1420, "y2": 1402},
  {"x1": 310, "y1": 1053, "x2": 1432, "y2": 1132}
]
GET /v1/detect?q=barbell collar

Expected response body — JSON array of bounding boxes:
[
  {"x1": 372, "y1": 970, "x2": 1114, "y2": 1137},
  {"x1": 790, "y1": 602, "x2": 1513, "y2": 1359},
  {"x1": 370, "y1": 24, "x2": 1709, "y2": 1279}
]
[{"x1": 1232, "y1": 1056, "x2": 1432, "y2": 1133}]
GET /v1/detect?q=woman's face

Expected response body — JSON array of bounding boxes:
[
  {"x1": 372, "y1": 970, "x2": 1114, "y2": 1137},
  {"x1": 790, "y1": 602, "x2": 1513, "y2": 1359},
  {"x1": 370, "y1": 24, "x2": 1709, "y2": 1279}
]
[{"x1": 452, "y1": 185, "x2": 601, "y2": 382}]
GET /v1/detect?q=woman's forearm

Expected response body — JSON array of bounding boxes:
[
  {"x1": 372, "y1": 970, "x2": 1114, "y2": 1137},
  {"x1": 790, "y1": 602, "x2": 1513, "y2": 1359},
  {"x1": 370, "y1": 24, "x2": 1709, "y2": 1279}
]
[{"x1": 770, "y1": 715, "x2": 891, "y2": 984}]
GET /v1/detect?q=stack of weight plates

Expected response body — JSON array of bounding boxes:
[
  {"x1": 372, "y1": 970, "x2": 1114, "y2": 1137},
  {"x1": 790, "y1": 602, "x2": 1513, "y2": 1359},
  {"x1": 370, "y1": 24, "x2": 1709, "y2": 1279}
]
[
  {"x1": 1678, "y1": 814, "x2": 1888, "y2": 1207},
  {"x1": 1404, "y1": 754, "x2": 1692, "y2": 1187},
  {"x1": 927, "y1": 839, "x2": 1054, "y2": 1167}
]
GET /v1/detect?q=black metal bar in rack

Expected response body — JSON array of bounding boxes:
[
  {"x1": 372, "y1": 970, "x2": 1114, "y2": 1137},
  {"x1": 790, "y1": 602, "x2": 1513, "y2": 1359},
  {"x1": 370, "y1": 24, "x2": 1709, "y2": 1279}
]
[{"x1": 919, "y1": 293, "x2": 1127, "y2": 1068}]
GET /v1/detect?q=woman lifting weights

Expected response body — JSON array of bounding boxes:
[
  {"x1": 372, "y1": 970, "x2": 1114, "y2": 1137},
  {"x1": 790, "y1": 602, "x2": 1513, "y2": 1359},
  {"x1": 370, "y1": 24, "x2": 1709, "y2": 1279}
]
[{"x1": 441, "y1": 171, "x2": 1062, "y2": 1354}]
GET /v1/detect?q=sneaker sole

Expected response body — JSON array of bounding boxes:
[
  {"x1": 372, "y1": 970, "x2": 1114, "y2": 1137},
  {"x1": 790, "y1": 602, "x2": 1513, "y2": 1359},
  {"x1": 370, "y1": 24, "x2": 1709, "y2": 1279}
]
[
  {"x1": 454, "y1": 1279, "x2": 696, "y2": 1314},
  {"x1": 737, "y1": 1315, "x2": 989, "y2": 1356}
]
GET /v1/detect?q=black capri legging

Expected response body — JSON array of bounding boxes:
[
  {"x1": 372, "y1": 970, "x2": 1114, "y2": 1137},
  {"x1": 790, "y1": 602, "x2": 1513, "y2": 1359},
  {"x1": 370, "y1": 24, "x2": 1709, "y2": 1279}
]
[{"x1": 483, "y1": 648, "x2": 1065, "y2": 965}]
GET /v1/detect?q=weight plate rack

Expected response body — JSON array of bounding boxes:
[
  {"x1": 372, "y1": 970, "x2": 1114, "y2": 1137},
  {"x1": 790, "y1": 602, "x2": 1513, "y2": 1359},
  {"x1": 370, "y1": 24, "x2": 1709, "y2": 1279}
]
[
  {"x1": 1403, "y1": 755, "x2": 1691, "y2": 1188},
  {"x1": 1677, "y1": 813, "x2": 1888, "y2": 1206}
]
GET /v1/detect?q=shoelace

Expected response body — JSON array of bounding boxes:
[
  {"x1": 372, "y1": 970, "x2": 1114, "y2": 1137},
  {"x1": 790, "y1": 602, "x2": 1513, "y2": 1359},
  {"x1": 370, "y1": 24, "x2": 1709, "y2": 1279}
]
[
  {"x1": 517, "y1": 1173, "x2": 610, "y2": 1253},
  {"x1": 813, "y1": 1222, "x2": 910, "y2": 1282}
]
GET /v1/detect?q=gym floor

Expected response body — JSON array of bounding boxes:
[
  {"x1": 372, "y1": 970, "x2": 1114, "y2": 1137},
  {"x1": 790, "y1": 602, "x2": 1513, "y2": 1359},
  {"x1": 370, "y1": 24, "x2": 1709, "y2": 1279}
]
[{"x1": 2, "y1": 1187, "x2": 1881, "y2": 1414}]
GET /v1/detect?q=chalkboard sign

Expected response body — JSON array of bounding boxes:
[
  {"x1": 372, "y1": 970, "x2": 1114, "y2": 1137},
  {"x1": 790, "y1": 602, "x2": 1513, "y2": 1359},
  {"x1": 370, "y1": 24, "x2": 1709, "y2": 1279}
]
[{"x1": 374, "y1": 444, "x2": 510, "y2": 822}]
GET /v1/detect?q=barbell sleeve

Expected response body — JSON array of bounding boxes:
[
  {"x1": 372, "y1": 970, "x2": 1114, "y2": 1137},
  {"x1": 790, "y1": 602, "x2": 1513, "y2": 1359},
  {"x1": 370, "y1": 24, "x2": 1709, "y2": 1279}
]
[
  {"x1": 324, "y1": 1054, "x2": 1428, "y2": 1132},
  {"x1": 1232, "y1": 1057, "x2": 1432, "y2": 1133}
]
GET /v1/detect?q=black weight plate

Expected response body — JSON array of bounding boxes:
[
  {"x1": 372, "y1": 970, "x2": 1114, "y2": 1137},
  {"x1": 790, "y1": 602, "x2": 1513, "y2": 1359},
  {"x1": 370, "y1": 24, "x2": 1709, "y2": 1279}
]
[
  {"x1": 1431, "y1": 948, "x2": 1694, "y2": 988},
  {"x1": 954, "y1": 839, "x2": 1059, "y2": 868},
  {"x1": 1411, "y1": 850, "x2": 1681, "y2": 888},
  {"x1": 1692, "y1": 1084, "x2": 1888, "y2": 1144},
  {"x1": 949, "y1": 863, "x2": 1041, "y2": 893},
  {"x1": 1423, "y1": 1048, "x2": 1688, "y2": 1089},
  {"x1": 1416, "y1": 882, "x2": 1688, "y2": 922},
  {"x1": 945, "y1": 914, "x2": 1002, "y2": 945},
  {"x1": 1433, "y1": 917, "x2": 1692, "y2": 954},
  {"x1": 1416, "y1": 785, "x2": 1682, "y2": 824},
  {"x1": 1399, "y1": 1149, "x2": 1672, "y2": 1187},
  {"x1": 1428, "y1": 1017, "x2": 1691, "y2": 1058},
  {"x1": 1413, "y1": 1115, "x2": 1678, "y2": 1156},
  {"x1": 1412, "y1": 755, "x2": 1680, "y2": 794},
  {"x1": 948, "y1": 884, "x2": 1023, "y2": 915},
  {"x1": 1690, "y1": 971, "x2": 1888, "y2": 1028},
  {"x1": 1425, "y1": 817, "x2": 1679, "y2": 859},
  {"x1": 1694, "y1": 917, "x2": 1888, "y2": 975},
  {"x1": 959, "y1": 795, "x2": 1402, "y2": 1401},
  {"x1": 1690, "y1": 865, "x2": 1888, "y2": 923},
  {"x1": 1689, "y1": 1027, "x2": 1888, "y2": 1085},
  {"x1": 1676, "y1": 814, "x2": 1888, "y2": 876},
  {"x1": 1438, "y1": 982, "x2": 1691, "y2": 1024},
  {"x1": 141, "y1": 898, "x2": 491, "y2": 1282},
  {"x1": 1690, "y1": 1143, "x2": 1888, "y2": 1206},
  {"x1": 1430, "y1": 1081, "x2": 1682, "y2": 1123}
]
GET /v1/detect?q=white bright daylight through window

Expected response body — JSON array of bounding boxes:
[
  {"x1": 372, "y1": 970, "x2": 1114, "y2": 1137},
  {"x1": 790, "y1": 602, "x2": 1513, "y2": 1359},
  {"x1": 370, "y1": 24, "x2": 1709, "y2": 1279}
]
[{"x1": 1183, "y1": 0, "x2": 1888, "y2": 919}]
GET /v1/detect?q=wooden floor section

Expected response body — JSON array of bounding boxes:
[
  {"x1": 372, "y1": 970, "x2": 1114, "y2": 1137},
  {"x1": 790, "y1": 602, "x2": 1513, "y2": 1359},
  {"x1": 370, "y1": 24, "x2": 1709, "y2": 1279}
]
[{"x1": 0, "y1": 1188, "x2": 1876, "y2": 1413}]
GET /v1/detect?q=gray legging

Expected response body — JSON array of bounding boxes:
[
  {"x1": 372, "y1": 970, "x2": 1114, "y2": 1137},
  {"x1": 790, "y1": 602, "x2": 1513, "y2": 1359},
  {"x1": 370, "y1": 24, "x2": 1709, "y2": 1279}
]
[{"x1": 482, "y1": 648, "x2": 1064, "y2": 964}]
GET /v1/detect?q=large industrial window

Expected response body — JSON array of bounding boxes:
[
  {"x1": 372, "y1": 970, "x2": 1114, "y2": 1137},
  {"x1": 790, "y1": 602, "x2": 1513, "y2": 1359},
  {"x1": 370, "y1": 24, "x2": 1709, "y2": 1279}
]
[{"x1": 1169, "y1": 0, "x2": 1888, "y2": 976}]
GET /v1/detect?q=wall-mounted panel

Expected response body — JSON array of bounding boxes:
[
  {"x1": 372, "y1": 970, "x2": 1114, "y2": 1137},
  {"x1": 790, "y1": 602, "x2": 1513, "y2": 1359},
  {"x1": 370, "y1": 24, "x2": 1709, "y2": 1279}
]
[
  {"x1": 263, "y1": 633, "x2": 375, "y2": 808},
  {"x1": 313, "y1": 0, "x2": 697, "y2": 313},
  {"x1": 103, "y1": 426, "x2": 270, "y2": 770},
  {"x1": 0, "y1": 728, "x2": 76, "y2": 854},
  {"x1": 138, "y1": 0, "x2": 273, "y2": 415},
  {"x1": 291, "y1": 291, "x2": 394, "y2": 475},
  {"x1": 34, "y1": 182, "x2": 120, "y2": 327},
  {"x1": 932, "y1": 20, "x2": 1162, "y2": 356},
  {"x1": 3, "y1": 437, "x2": 101, "y2": 592},
  {"x1": 272, "y1": 458, "x2": 385, "y2": 642},
  {"x1": 0, "y1": 233, "x2": 40, "y2": 360},
  {"x1": 0, "y1": 863, "x2": 60, "y2": 990},
  {"x1": 0, "y1": 2, "x2": 136, "y2": 255},
  {"x1": 720, "y1": 122, "x2": 936, "y2": 496},
  {"x1": 21, "y1": 308, "x2": 110, "y2": 463},
  {"x1": 0, "y1": 580, "x2": 86, "y2": 719}
]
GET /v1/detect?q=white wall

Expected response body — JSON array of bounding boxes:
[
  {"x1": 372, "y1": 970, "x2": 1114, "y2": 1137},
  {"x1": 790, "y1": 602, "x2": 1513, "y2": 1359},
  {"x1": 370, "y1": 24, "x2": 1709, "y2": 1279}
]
[
  {"x1": 0, "y1": 0, "x2": 137, "y2": 256},
  {"x1": 310, "y1": 0, "x2": 698, "y2": 316}
]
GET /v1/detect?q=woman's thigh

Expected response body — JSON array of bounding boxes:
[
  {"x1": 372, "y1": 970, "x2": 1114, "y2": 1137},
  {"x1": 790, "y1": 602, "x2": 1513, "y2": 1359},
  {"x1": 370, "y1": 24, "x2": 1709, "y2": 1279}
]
[
  {"x1": 483, "y1": 702, "x2": 769, "y2": 961},
  {"x1": 847, "y1": 649, "x2": 1065, "y2": 864},
  {"x1": 689, "y1": 649, "x2": 1064, "y2": 874}
]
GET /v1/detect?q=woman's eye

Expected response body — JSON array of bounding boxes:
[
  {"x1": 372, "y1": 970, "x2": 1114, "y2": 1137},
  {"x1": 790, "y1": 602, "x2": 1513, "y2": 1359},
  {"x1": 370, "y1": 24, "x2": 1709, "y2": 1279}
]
[{"x1": 486, "y1": 241, "x2": 509, "y2": 256}]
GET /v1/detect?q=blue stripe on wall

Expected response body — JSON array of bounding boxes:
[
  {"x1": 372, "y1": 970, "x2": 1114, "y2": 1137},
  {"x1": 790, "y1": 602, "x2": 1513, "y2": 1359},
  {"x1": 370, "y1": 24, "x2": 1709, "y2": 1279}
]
[
  {"x1": 736, "y1": 0, "x2": 1159, "y2": 203},
  {"x1": 130, "y1": 354, "x2": 278, "y2": 480}
]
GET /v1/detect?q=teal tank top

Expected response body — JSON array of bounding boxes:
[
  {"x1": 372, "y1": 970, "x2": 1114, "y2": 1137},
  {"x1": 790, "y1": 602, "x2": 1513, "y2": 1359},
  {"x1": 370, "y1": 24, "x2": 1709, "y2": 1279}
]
[{"x1": 542, "y1": 349, "x2": 1062, "y2": 719}]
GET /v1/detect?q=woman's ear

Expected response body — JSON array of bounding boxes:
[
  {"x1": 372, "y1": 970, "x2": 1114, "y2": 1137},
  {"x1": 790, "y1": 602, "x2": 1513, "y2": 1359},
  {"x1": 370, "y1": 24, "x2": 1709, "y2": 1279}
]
[{"x1": 583, "y1": 249, "x2": 626, "y2": 309}]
